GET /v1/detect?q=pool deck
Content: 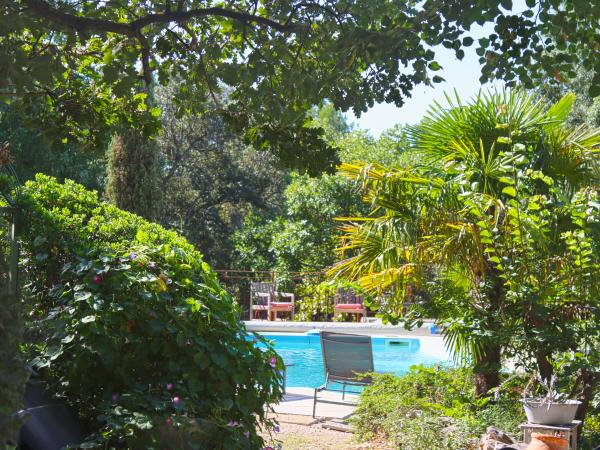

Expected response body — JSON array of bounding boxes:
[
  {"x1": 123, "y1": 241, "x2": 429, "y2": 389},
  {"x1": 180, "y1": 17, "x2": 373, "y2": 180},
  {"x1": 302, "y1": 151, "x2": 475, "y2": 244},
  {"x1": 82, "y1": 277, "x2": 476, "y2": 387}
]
[
  {"x1": 245, "y1": 319, "x2": 439, "y2": 336},
  {"x1": 273, "y1": 387, "x2": 357, "y2": 420}
]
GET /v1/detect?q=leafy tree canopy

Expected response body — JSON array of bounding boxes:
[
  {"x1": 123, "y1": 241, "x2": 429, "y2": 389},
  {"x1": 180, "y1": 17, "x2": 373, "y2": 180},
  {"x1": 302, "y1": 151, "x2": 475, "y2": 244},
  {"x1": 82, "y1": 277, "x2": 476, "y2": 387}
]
[
  {"x1": 156, "y1": 83, "x2": 286, "y2": 268},
  {"x1": 536, "y1": 66, "x2": 600, "y2": 128},
  {"x1": 337, "y1": 125, "x2": 412, "y2": 167},
  {"x1": 3, "y1": 0, "x2": 599, "y2": 172},
  {"x1": 0, "y1": 103, "x2": 106, "y2": 189}
]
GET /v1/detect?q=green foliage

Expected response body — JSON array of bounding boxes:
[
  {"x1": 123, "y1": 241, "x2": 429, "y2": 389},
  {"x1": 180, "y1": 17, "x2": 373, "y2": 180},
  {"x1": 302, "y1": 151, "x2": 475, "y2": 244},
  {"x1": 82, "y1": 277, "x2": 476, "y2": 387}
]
[
  {"x1": 310, "y1": 102, "x2": 354, "y2": 139},
  {"x1": 5, "y1": 0, "x2": 598, "y2": 170},
  {"x1": 536, "y1": 67, "x2": 600, "y2": 129},
  {"x1": 0, "y1": 162, "x2": 28, "y2": 448},
  {"x1": 1, "y1": 75, "x2": 157, "y2": 155},
  {"x1": 14, "y1": 174, "x2": 282, "y2": 449},
  {"x1": 105, "y1": 130, "x2": 163, "y2": 221},
  {"x1": 352, "y1": 366, "x2": 525, "y2": 450},
  {"x1": 294, "y1": 278, "x2": 371, "y2": 321},
  {"x1": 232, "y1": 213, "x2": 284, "y2": 271},
  {"x1": 294, "y1": 279, "x2": 336, "y2": 321},
  {"x1": 0, "y1": 104, "x2": 106, "y2": 190},
  {"x1": 337, "y1": 126, "x2": 413, "y2": 167},
  {"x1": 334, "y1": 89, "x2": 600, "y2": 399},
  {"x1": 233, "y1": 172, "x2": 365, "y2": 273},
  {"x1": 581, "y1": 411, "x2": 600, "y2": 450},
  {"x1": 0, "y1": 230, "x2": 27, "y2": 447},
  {"x1": 156, "y1": 84, "x2": 286, "y2": 268}
]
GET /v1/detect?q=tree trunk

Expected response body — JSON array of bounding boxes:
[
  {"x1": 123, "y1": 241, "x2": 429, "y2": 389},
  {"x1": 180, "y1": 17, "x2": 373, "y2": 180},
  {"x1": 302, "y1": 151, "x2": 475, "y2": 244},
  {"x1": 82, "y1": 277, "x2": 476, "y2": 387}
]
[
  {"x1": 474, "y1": 343, "x2": 502, "y2": 396},
  {"x1": 575, "y1": 369, "x2": 599, "y2": 422},
  {"x1": 535, "y1": 351, "x2": 553, "y2": 383}
]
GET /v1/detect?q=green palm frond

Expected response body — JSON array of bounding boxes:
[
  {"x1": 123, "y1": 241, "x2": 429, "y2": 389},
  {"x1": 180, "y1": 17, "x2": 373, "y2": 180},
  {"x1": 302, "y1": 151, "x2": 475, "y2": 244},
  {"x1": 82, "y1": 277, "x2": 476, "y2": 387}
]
[{"x1": 331, "y1": 88, "x2": 600, "y2": 367}]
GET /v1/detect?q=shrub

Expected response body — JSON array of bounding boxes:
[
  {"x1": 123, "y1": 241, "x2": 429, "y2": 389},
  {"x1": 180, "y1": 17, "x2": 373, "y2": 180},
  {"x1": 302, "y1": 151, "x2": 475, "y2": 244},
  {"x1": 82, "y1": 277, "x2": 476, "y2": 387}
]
[
  {"x1": 581, "y1": 410, "x2": 600, "y2": 450},
  {"x1": 351, "y1": 366, "x2": 525, "y2": 449},
  {"x1": 16, "y1": 174, "x2": 282, "y2": 449},
  {"x1": 294, "y1": 278, "x2": 372, "y2": 321}
]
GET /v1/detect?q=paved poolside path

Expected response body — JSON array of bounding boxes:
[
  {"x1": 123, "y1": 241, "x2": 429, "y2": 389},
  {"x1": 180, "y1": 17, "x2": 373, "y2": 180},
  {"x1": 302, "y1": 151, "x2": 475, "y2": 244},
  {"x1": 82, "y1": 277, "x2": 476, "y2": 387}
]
[{"x1": 273, "y1": 387, "x2": 357, "y2": 419}]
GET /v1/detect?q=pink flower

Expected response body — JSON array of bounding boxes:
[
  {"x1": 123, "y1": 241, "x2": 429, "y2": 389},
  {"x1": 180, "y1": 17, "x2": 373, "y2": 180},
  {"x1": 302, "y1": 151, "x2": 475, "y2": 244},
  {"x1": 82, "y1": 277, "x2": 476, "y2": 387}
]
[
  {"x1": 263, "y1": 447, "x2": 274, "y2": 450},
  {"x1": 172, "y1": 396, "x2": 181, "y2": 405},
  {"x1": 165, "y1": 417, "x2": 173, "y2": 427},
  {"x1": 166, "y1": 383, "x2": 173, "y2": 391},
  {"x1": 269, "y1": 357, "x2": 277, "y2": 368},
  {"x1": 93, "y1": 275, "x2": 103, "y2": 285},
  {"x1": 227, "y1": 420, "x2": 240, "y2": 427}
]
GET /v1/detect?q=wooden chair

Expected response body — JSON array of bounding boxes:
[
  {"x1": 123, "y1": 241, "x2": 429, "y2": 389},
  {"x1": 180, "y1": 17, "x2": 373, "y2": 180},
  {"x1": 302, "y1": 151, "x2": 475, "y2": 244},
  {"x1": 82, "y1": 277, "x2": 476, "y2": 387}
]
[
  {"x1": 333, "y1": 287, "x2": 367, "y2": 322},
  {"x1": 249, "y1": 281, "x2": 294, "y2": 321}
]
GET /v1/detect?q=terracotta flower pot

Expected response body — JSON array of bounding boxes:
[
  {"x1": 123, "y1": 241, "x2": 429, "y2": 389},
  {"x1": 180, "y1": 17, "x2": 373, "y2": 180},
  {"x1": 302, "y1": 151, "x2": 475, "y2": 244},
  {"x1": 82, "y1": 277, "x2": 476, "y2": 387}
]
[{"x1": 526, "y1": 433, "x2": 569, "y2": 450}]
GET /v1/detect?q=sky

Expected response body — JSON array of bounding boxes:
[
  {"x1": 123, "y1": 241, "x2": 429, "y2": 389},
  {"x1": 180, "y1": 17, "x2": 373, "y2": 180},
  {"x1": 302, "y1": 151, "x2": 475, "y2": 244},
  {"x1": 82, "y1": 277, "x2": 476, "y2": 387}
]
[{"x1": 352, "y1": 24, "x2": 503, "y2": 136}]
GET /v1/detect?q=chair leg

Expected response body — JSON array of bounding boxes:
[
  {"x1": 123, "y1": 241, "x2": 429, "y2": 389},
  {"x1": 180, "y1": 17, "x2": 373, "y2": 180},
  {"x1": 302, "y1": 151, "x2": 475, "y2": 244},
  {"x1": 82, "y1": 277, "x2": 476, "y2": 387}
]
[
  {"x1": 312, "y1": 389, "x2": 318, "y2": 418},
  {"x1": 282, "y1": 366, "x2": 287, "y2": 394},
  {"x1": 342, "y1": 383, "x2": 346, "y2": 400}
]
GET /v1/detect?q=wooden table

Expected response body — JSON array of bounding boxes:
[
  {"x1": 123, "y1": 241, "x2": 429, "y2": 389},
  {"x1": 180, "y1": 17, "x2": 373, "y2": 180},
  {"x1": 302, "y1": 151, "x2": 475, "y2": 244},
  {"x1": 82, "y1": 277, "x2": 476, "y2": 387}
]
[{"x1": 520, "y1": 421, "x2": 582, "y2": 450}]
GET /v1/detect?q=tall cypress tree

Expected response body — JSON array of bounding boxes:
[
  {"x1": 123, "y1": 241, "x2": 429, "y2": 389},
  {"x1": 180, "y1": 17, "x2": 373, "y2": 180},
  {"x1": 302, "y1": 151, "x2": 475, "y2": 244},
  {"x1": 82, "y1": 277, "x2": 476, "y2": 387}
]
[{"x1": 105, "y1": 130, "x2": 162, "y2": 221}]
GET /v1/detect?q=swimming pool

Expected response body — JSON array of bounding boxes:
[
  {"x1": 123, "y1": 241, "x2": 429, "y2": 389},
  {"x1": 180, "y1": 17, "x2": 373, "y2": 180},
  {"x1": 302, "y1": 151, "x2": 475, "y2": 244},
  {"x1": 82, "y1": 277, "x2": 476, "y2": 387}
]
[{"x1": 254, "y1": 332, "x2": 451, "y2": 388}]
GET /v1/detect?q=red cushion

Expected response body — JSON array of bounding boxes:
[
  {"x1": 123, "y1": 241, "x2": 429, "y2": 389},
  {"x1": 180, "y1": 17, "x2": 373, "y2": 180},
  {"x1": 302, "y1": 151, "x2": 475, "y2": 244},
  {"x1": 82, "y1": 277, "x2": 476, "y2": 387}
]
[
  {"x1": 335, "y1": 304, "x2": 365, "y2": 310},
  {"x1": 270, "y1": 303, "x2": 293, "y2": 308}
]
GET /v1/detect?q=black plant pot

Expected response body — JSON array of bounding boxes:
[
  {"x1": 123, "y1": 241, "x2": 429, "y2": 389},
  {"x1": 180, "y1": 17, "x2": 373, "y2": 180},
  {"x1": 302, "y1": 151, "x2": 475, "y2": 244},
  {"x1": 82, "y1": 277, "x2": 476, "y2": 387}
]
[{"x1": 19, "y1": 377, "x2": 88, "y2": 450}]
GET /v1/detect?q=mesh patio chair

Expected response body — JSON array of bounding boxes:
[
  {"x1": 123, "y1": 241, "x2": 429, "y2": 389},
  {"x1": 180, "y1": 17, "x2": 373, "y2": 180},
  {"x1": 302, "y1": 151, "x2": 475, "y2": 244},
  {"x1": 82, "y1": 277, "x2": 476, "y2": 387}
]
[
  {"x1": 333, "y1": 287, "x2": 367, "y2": 322},
  {"x1": 313, "y1": 331, "x2": 374, "y2": 417},
  {"x1": 249, "y1": 281, "x2": 294, "y2": 321}
]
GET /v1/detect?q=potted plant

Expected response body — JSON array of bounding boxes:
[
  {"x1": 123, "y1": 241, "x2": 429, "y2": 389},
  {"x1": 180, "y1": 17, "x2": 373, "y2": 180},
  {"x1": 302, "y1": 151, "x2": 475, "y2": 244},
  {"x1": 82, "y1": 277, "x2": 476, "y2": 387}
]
[{"x1": 521, "y1": 374, "x2": 581, "y2": 425}]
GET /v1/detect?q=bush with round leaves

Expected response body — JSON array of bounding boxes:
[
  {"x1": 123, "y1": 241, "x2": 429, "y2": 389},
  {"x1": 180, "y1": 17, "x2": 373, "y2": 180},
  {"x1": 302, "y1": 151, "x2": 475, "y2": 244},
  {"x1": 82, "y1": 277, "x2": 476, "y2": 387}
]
[{"x1": 16, "y1": 174, "x2": 282, "y2": 449}]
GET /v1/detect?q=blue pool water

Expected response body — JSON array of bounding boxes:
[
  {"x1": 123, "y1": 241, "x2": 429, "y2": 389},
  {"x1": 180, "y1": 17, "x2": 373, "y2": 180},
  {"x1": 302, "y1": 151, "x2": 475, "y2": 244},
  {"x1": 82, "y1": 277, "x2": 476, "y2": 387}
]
[{"x1": 254, "y1": 332, "x2": 451, "y2": 388}]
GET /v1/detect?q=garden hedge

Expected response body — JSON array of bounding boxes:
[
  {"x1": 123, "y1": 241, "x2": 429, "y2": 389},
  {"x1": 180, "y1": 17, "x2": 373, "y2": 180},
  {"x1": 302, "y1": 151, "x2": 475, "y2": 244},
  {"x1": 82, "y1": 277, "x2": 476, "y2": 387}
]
[{"x1": 15, "y1": 174, "x2": 282, "y2": 449}]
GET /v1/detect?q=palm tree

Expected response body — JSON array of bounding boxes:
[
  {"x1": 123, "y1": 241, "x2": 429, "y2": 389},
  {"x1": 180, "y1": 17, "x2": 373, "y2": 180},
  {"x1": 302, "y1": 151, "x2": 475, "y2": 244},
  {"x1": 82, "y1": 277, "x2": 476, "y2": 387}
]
[{"x1": 331, "y1": 90, "x2": 600, "y2": 395}]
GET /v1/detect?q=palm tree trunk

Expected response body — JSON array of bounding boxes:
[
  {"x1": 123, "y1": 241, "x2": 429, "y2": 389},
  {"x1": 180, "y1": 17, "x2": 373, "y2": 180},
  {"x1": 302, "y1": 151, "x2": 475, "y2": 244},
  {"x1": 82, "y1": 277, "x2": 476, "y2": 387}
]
[
  {"x1": 472, "y1": 271, "x2": 504, "y2": 396},
  {"x1": 474, "y1": 343, "x2": 502, "y2": 396}
]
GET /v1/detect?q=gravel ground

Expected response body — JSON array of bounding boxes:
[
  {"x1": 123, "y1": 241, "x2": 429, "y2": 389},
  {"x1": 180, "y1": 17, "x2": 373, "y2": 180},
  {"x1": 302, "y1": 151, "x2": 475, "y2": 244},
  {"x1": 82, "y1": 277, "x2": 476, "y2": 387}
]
[
  {"x1": 261, "y1": 417, "x2": 390, "y2": 450},
  {"x1": 269, "y1": 422, "x2": 358, "y2": 450}
]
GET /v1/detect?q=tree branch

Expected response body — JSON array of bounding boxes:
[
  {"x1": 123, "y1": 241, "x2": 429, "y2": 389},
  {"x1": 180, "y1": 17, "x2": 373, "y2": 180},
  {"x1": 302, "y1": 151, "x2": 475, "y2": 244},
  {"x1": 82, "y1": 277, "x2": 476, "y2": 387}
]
[
  {"x1": 24, "y1": 0, "x2": 135, "y2": 36},
  {"x1": 136, "y1": 32, "x2": 153, "y2": 86},
  {"x1": 24, "y1": 0, "x2": 304, "y2": 36},
  {"x1": 131, "y1": 7, "x2": 303, "y2": 32}
]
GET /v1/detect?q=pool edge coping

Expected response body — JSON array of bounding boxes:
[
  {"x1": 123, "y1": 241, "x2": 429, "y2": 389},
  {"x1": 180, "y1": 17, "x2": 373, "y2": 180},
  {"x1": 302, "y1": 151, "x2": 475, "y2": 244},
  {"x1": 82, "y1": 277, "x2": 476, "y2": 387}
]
[{"x1": 244, "y1": 320, "x2": 441, "y2": 337}]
